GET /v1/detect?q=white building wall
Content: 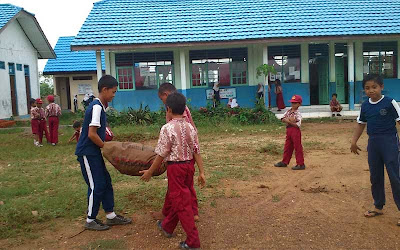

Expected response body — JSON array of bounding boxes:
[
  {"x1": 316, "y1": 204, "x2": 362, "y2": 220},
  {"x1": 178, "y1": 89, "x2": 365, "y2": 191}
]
[{"x1": 0, "y1": 20, "x2": 39, "y2": 119}]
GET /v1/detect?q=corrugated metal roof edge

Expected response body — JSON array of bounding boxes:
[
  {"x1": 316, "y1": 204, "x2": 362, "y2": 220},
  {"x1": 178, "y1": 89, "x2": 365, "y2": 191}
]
[
  {"x1": 42, "y1": 70, "x2": 103, "y2": 76},
  {"x1": 71, "y1": 33, "x2": 400, "y2": 51}
]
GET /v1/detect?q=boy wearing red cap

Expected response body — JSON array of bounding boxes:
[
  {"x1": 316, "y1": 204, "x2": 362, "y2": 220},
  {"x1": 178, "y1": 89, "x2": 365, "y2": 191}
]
[
  {"x1": 36, "y1": 98, "x2": 50, "y2": 145},
  {"x1": 274, "y1": 95, "x2": 306, "y2": 170},
  {"x1": 45, "y1": 95, "x2": 62, "y2": 146}
]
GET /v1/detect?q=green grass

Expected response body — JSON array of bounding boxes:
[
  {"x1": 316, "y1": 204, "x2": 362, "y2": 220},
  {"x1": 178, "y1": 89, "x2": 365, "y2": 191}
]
[{"x1": 80, "y1": 239, "x2": 127, "y2": 250}]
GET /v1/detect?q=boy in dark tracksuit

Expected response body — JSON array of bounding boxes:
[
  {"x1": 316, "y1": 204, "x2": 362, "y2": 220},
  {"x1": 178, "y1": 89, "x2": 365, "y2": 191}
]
[
  {"x1": 351, "y1": 74, "x2": 400, "y2": 226},
  {"x1": 75, "y1": 75, "x2": 131, "y2": 231}
]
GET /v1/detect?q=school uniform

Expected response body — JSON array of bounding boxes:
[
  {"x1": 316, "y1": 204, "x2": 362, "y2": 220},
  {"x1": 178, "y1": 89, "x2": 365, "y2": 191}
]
[
  {"x1": 164, "y1": 106, "x2": 199, "y2": 217},
  {"x1": 30, "y1": 107, "x2": 40, "y2": 135},
  {"x1": 75, "y1": 98, "x2": 114, "y2": 219},
  {"x1": 45, "y1": 103, "x2": 62, "y2": 144},
  {"x1": 357, "y1": 95, "x2": 400, "y2": 210},
  {"x1": 281, "y1": 109, "x2": 304, "y2": 166},
  {"x1": 156, "y1": 118, "x2": 201, "y2": 249},
  {"x1": 38, "y1": 108, "x2": 50, "y2": 143}
]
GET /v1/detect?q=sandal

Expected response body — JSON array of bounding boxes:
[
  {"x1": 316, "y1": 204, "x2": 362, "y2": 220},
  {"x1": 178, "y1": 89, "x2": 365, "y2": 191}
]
[
  {"x1": 364, "y1": 210, "x2": 383, "y2": 218},
  {"x1": 397, "y1": 219, "x2": 400, "y2": 226}
]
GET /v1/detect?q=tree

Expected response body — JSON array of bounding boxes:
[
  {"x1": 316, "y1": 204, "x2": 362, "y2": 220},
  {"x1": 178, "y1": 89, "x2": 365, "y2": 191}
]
[
  {"x1": 39, "y1": 72, "x2": 54, "y2": 98},
  {"x1": 256, "y1": 64, "x2": 277, "y2": 107}
]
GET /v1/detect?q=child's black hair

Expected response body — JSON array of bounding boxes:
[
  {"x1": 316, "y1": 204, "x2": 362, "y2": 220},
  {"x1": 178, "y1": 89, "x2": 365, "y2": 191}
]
[
  {"x1": 98, "y1": 75, "x2": 118, "y2": 92},
  {"x1": 332, "y1": 93, "x2": 337, "y2": 97},
  {"x1": 73, "y1": 121, "x2": 81, "y2": 129},
  {"x1": 166, "y1": 92, "x2": 186, "y2": 115},
  {"x1": 362, "y1": 74, "x2": 384, "y2": 88},
  {"x1": 159, "y1": 82, "x2": 176, "y2": 95},
  {"x1": 275, "y1": 79, "x2": 281, "y2": 85},
  {"x1": 30, "y1": 98, "x2": 36, "y2": 106}
]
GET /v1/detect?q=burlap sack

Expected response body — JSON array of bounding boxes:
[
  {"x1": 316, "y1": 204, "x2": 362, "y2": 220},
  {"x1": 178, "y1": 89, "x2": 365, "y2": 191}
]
[{"x1": 103, "y1": 141, "x2": 167, "y2": 176}]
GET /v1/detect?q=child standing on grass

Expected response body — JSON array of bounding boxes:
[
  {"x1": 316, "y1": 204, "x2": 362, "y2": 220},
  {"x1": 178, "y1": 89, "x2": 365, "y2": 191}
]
[
  {"x1": 330, "y1": 93, "x2": 343, "y2": 117},
  {"x1": 30, "y1": 98, "x2": 41, "y2": 147},
  {"x1": 36, "y1": 98, "x2": 49, "y2": 145},
  {"x1": 75, "y1": 75, "x2": 131, "y2": 231},
  {"x1": 45, "y1": 95, "x2": 62, "y2": 146},
  {"x1": 351, "y1": 74, "x2": 400, "y2": 226},
  {"x1": 274, "y1": 95, "x2": 306, "y2": 170},
  {"x1": 153, "y1": 83, "x2": 200, "y2": 222},
  {"x1": 140, "y1": 92, "x2": 205, "y2": 250},
  {"x1": 68, "y1": 121, "x2": 81, "y2": 143}
]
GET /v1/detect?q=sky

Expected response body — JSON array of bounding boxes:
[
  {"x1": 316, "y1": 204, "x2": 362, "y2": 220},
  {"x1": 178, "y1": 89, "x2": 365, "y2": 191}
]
[{"x1": 1, "y1": 0, "x2": 96, "y2": 71}]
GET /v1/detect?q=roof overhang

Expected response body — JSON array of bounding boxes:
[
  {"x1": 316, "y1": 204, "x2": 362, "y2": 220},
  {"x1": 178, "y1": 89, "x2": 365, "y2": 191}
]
[
  {"x1": 43, "y1": 70, "x2": 103, "y2": 76},
  {"x1": 0, "y1": 10, "x2": 56, "y2": 59},
  {"x1": 71, "y1": 34, "x2": 400, "y2": 51}
]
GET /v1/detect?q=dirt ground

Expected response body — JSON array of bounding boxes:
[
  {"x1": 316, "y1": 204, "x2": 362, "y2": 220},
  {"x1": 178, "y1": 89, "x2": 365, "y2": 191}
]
[{"x1": 3, "y1": 122, "x2": 400, "y2": 250}]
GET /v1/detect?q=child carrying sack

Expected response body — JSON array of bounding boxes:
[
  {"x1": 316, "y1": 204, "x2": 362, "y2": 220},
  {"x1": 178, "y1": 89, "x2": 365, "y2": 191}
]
[{"x1": 102, "y1": 141, "x2": 167, "y2": 176}]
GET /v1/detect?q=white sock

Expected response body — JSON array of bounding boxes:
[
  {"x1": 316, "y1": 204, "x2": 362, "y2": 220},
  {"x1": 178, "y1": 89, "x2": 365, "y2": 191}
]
[
  {"x1": 86, "y1": 218, "x2": 94, "y2": 223},
  {"x1": 106, "y1": 212, "x2": 116, "y2": 219}
]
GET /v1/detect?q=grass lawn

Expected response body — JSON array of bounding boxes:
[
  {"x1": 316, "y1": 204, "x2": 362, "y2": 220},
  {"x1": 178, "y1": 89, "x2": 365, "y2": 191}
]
[{"x1": 0, "y1": 122, "x2": 283, "y2": 240}]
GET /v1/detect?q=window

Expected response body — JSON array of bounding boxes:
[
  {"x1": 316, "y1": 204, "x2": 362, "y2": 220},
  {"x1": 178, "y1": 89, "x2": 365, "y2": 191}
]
[
  {"x1": 115, "y1": 52, "x2": 174, "y2": 90},
  {"x1": 117, "y1": 67, "x2": 133, "y2": 90},
  {"x1": 190, "y1": 48, "x2": 248, "y2": 88},
  {"x1": 24, "y1": 65, "x2": 29, "y2": 76},
  {"x1": 363, "y1": 42, "x2": 397, "y2": 78},
  {"x1": 73, "y1": 76, "x2": 93, "y2": 81},
  {"x1": 8, "y1": 63, "x2": 15, "y2": 75},
  {"x1": 268, "y1": 45, "x2": 301, "y2": 83},
  {"x1": 16, "y1": 64, "x2": 22, "y2": 71},
  {"x1": 0, "y1": 61, "x2": 5, "y2": 69}
]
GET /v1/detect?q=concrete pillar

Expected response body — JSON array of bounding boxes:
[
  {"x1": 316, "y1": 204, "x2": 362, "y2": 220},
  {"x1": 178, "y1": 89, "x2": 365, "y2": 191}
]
[
  {"x1": 301, "y1": 43, "x2": 309, "y2": 83},
  {"x1": 104, "y1": 50, "x2": 111, "y2": 75},
  {"x1": 348, "y1": 42, "x2": 355, "y2": 110},
  {"x1": 262, "y1": 45, "x2": 269, "y2": 108},
  {"x1": 96, "y1": 50, "x2": 102, "y2": 82},
  {"x1": 329, "y1": 41, "x2": 336, "y2": 82},
  {"x1": 179, "y1": 49, "x2": 187, "y2": 96},
  {"x1": 110, "y1": 52, "x2": 116, "y2": 78},
  {"x1": 354, "y1": 41, "x2": 364, "y2": 82}
]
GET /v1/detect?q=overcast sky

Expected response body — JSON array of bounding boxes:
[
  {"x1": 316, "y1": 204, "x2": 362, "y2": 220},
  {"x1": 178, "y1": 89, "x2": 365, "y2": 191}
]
[{"x1": 1, "y1": 0, "x2": 96, "y2": 71}]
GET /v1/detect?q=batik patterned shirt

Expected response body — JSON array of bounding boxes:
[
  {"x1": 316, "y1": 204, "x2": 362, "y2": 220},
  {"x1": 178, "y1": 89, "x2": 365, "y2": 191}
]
[
  {"x1": 166, "y1": 106, "x2": 197, "y2": 131},
  {"x1": 330, "y1": 99, "x2": 340, "y2": 108},
  {"x1": 282, "y1": 109, "x2": 302, "y2": 128},
  {"x1": 155, "y1": 118, "x2": 200, "y2": 162},
  {"x1": 30, "y1": 107, "x2": 40, "y2": 119},
  {"x1": 45, "y1": 103, "x2": 62, "y2": 117},
  {"x1": 38, "y1": 108, "x2": 46, "y2": 120}
]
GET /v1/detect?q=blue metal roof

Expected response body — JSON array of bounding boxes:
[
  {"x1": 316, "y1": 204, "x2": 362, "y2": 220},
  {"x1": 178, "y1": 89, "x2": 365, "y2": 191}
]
[
  {"x1": 0, "y1": 4, "x2": 22, "y2": 30},
  {"x1": 44, "y1": 36, "x2": 105, "y2": 74},
  {"x1": 72, "y1": 0, "x2": 400, "y2": 47}
]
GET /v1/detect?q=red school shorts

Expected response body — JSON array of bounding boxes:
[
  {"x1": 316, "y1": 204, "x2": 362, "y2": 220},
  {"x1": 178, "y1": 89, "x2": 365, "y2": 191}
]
[{"x1": 31, "y1": 119, "x2": 39, "y2": 134}]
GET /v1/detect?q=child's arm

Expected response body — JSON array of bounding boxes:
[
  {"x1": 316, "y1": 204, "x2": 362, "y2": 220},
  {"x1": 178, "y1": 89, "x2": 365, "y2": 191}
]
[
  {"x1": 68, "y1": 133, "x2": 76, "y2": 143},
  {"x1": 282, "y1": 118, "x2": 299, "y2": 128},
  {"x1": 193, "y1": 153, "x2": 206, "y2": 188},
  {"x1": 88, "y1": 127, "x2": 104, "y2": 148},
  {"x1": 139, "y1": 155, "x2": 164, "y2": 182},
  {"x1": 350, "y1": 123, "x2": 366, "y2": 155}
]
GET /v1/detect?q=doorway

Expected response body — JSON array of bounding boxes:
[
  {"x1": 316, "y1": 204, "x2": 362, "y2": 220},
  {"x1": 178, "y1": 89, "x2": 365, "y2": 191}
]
[
  {"x1": 334, "y1": 43, "x2": 348, "y2": 104},
  {"x1": 24, "y1": 65, "x2": 31, "y2": 113},
  {"x1": 309, "y1": 44, "x2": 329, "y2": 105},
  {"x1": 56, "y1": 77, "x2": 71, "y2": 110},
  {"x1": 8, "y1": 63, "x2": 18, "y2": 116}
]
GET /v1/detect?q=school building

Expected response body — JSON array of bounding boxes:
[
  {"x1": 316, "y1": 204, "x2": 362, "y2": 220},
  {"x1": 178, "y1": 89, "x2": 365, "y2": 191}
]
[
  {"x1": 69, "y1": 0, "x2": 400, "y2": 111},
  {"x1": 43, "y1": 36, "x2": 105, "y2": 110},
  {"x1": 0, "y1": 4, "x2": 55, "y2": 119}
]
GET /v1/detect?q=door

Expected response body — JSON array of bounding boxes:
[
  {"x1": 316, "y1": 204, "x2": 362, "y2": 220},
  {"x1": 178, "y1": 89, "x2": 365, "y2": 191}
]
[
  {"x1": 24, "y1": 66, "x2": 31, "y2": 113},
  {"x1": 66, "y1": 77, "x2": 71, "y2": 110},
  {"x1": 335, "y1": 57, "x2": 346, "y2": 103},
  {"x1": 8, "y1": 63, "x2": 18, "y2": 116},
  {"x1": 317, "y1": 57, "x2": 329, "y2": 104}
]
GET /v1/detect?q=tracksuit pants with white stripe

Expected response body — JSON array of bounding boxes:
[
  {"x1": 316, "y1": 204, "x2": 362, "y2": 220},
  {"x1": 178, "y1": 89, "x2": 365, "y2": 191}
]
[
  {"x1": 78, "y1": 155, "x2": 114, "y2": 219},
  {"x1": 368, "y1": 134, "x2": 400, "y2": 210}
]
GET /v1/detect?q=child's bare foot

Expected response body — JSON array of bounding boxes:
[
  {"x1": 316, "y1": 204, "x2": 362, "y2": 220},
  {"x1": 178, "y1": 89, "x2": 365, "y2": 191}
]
[
  {"x1": 364, "y1": 209, "x2": 383, "y2": 217},
  {"x1": 194, "y1": 215, "x2": 199, "y2": 222},
  {"x1": 150, "y1": 211, "x2": 165, "y2": 220}
]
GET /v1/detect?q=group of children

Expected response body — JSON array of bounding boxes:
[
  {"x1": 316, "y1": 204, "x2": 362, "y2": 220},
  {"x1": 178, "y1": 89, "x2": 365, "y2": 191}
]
[
  {"x1": 30, "y1": 95, "x2": 61, "y2": 147},
  {"x1": 72, "y1": 73, "x2": 400, "y2": 250}
]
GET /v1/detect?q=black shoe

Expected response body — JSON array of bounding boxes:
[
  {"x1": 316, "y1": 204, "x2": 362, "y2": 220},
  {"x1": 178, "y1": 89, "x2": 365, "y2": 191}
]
[
  {"x1": 292, "y1": 165, "x2": 306, "y2": 170},
  {"x1": 332, "y1": 114, "x2": 335, "y2": 117},
  {"x1": 337, "y1": 114, "x2": 342, "y2": 117},
  {"x1": 85, "y1": 219, "x2": 110, "y2": 231},
  {"x1": 274, "y1": 162, "x2": 287, "y2": 167},
  {"x1": 106, "y1": 214, "x2": 132, "y2": 226},
  {"x1": 179, "y1": 241, "x2": 201, "y2": 250},
  {"x1": 157, "y1": 220, "x2": 172, "y2": 238}
]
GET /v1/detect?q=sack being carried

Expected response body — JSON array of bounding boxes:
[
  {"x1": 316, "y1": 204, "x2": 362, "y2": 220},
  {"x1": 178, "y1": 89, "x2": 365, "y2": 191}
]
[{"x1": 103, "y1": 141, "x2": 167, "y2": 176}]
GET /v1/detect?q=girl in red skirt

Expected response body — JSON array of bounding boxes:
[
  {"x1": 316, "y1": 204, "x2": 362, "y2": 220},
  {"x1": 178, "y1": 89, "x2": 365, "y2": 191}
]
[{"x1": 275, "y1": 79, "x2": 286, "y2": 111}]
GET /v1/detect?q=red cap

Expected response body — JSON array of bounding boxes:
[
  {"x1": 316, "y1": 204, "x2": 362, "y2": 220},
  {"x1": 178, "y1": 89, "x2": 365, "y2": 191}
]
[
  {"x1": 289, "y1": 95, "x2": 302, "y2": 103},
  {"x1": 35, "y1": 98, "x2": 43, "y2": 104},
  {"x1": 47, "y1": 95, "x2": 54, "y2": 102}
]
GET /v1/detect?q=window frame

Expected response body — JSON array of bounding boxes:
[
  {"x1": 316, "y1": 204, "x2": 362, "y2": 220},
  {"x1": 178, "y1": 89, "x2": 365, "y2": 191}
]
[
  {"x1": 363, "y1": 42, "x2": 398, "y2": 79},
  {"x1": 268, "y1": 45, "x2": 302, "y2": 83},
  {"x1": 0, "y1": 61, "x2": 6, "y2": 70},
  {"x1": 116, "y1": 66, "x2": 135, "y2": 91}
]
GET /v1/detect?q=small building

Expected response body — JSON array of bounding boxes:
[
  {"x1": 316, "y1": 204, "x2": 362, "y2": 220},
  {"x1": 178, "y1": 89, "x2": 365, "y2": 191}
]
[
  {"x1": 0, "y1": 4, "x2": 55, "y2": 119},
  {"x1": 71, "y1": 0, "x2": 400, "y2": 111},
  {"x1": 43, "y1": 36, "x2": 104, "y2": 111}
]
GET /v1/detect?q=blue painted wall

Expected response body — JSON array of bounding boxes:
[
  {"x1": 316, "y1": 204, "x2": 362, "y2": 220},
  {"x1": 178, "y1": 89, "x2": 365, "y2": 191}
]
[
  {"x1": 355, "y1": 79, "x2": 400, "y2": 104},
  {"x1": 269, "y1": 83, "x2": 310, "y2": 107},
  {"x1": 111, "y1": 89, "x2": 163, "y2": 111}
]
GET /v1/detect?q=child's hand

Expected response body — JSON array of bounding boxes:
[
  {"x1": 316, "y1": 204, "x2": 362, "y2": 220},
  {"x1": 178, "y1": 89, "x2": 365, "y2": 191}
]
[
  {"x1": 350, "y1": 143, "x2": 361, "y2": 155},
  {"x1": 198, "y1": 173, "x2": 206, "y2": 188},
  {"x1": 139, "y1": 170, "x2": 152, "y2": 182},
  {"x1": 282, "y1": 118, "x2": 288, "y2": 123},
  {"x1": 289, "y1": 117, "x2": 296, "y2": 123}
]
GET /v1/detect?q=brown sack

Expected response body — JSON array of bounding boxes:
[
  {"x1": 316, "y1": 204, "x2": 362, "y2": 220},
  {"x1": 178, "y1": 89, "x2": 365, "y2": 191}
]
[{"x1": 103, "y1": 141, "x2": 167, "y2": 176}]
